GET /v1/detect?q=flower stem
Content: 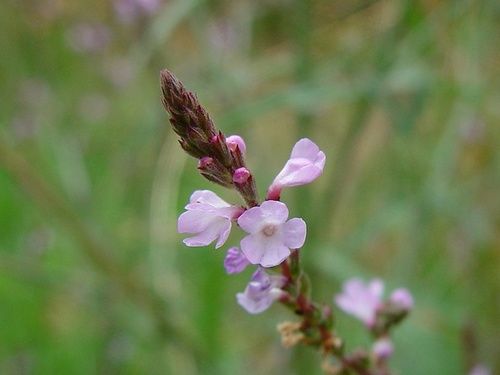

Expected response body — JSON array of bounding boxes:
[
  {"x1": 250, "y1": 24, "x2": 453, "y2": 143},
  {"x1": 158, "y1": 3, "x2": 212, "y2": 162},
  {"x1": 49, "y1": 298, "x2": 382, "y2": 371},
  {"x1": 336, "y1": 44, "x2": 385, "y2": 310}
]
[{"x1": 278, "y1": 250, "x2": 375, "y2": 375}]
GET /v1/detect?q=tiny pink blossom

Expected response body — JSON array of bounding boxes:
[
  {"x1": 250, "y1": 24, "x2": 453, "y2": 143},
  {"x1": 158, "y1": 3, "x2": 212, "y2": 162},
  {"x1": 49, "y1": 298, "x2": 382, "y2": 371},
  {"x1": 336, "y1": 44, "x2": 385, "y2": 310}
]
[
  {"x1": 372, "y1": 338, "x2": 394, "y2": 360},
  {"x1": 233, "y1": 167, "x2": 251, "y2": 184},
  {"x1": 177, "y1": 190, "x2": 243, "y2": 249},
  {"x1": 390, "y1": 288, "x2": 414, "y2": 311},
  {"x1": 237, "y1": 200, "x2": 306, "y2": 267},
  {"x1": 335, "y1": 278, "x2": 384, "y2": 327},
  {"x1": 226, "y1": 135, "x2": 246, "y2": 154},
  {"x1": 237, "y1": 268, "x2": 285, "y2": 314},
  {"x1": 224, "y1": 247, "x2": 250, "y2": 274},
  {"x1": 267, "y1": 138, "x2": 325, "y2": 199}
]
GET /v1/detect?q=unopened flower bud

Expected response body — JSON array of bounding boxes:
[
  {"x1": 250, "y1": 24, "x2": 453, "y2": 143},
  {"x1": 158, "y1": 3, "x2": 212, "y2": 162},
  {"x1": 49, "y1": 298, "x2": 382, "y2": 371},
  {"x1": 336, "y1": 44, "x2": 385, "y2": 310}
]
[
  {"x1": 372, "y1": 338, "x2": 394, "y2": 360},
  {"x1": 390, "y1": 288, "x2": 414, "y2": 311},
  {"x1": 226, "y1": 135, "x2": 246, "y2": 154},
  {"x1": 198, "y1": 156, "x2": 213, "y2": 169},
  {"x1": 233, "y1": 167, "x2": 251, "y2": 185}
]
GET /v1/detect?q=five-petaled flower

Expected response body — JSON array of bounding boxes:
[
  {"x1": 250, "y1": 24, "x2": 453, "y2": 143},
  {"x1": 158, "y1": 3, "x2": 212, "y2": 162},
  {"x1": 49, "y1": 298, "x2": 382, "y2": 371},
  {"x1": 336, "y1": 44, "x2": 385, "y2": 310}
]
[
  {"x1": 267, "y1": 138, "x2": 326, "y2": 200},
  {"x1": 237, "y1": 200, "x2": 306, "y2": 267},
  {"x1": 177, "y1": 190, "x2": 243, "y2": 248},
  {"x1": 237, "y1": 268, "x2": 286, "y2": 314},
  {"x1": 335, "y1": 278, "x2": 414, "y2": 327},
  {"x1": 335, "y1": 278, "x2": 384, "y2": 327}
]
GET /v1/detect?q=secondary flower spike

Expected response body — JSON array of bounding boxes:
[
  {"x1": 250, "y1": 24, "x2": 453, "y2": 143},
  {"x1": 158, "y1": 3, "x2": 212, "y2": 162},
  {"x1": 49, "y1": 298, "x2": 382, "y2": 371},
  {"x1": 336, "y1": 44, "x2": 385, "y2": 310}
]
[
  {"x1": 237, "y1": 200, "x2": 306, "y2": 267},
  {"x1": 178, "y1": 190, "x2": 243, "y2": 248},
  {"x1": 237, "y1": 268, "x2": 286, "y2": 314},
  {"x1": 267, "y1": 138, "x2": 326, "y2": 200}
]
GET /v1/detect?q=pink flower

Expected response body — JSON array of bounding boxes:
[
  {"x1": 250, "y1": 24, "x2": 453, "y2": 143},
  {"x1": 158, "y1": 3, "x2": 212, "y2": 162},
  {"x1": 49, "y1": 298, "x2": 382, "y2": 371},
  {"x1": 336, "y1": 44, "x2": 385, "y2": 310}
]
[
  {"x1": 177, "y1": 190, "x2": 243, "y2": 248},
  {"x1": 390, "y1": 288, "x2": 414, "y2": 311},
  {"x1": 267, "y1": 138, "x2": 325, "y2": 200},
  {"x1": 335, "y1": 278, "x2": 384, "y2": 327},
  {"x1": 224, "y1": 247, "x2": 250, "y2": 274},
  {"x1": 237, "y1": 201, "x2": 306, "y2": 267},
  {"x1": 372, "y1": 338, "x2": 394, "y2": 360},
  {"x1": 237, "y1": 268, "x2": 285, "y2": 314},
  {"x1": 226, "y1": 135, "x2": 246, "y2": 154}
]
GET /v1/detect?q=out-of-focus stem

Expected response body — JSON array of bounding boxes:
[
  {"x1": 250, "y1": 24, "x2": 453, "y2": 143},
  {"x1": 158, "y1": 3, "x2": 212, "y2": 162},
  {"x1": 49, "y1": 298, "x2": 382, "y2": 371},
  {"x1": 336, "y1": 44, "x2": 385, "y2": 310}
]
[{"x1": 0, "y1": 140, "x2": 196, "y2": 354}]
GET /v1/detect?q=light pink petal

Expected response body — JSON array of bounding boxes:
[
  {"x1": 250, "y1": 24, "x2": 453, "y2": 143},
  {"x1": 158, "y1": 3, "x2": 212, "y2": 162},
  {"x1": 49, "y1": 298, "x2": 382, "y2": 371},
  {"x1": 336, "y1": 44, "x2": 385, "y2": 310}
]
[
  {"x1": 271, "y1": 138, "x2": 325, "y2": 188},
  {"x1": 215, "y1": 206, "x2": 244, "y2": 220},
  {"x1": 189, "y1": 190, "x2": 230, "y2": 208},
  {"x1": 237, "y1": 206, "x2": 266, "y2": 233},
  {"x1": 183, "y1": 219, "x2": 226, "y2": 247},
  {"x1": 260, "y1": 239, "x2": 290, "y2": 267},
  {"x1": 316, "y1": 150, "x2": 326, "y2": 169},
  {"x1": 369, "y1": 279, "x2": 385, "y2": 299},
  {"x1": 240, "y1": 234, "x2": 266, "y2": 264},
  {"x1": 241, "y1": 233, "x2": 290, "y2": 268},
  {"x1": 282, "y1": 218, "x2": 307, "y2": 249},
  {"x1": 258, "y1": 200, "x2": 289, "y2": 224},
  {"x1": 177, "y1": 210, "x2": 213, "y2": 233},
  {"x1": 290, "y1": 138, "x2": 321, "y2": 160},
  {"x1": 238, "y1": 201, "x2": 288, "y2": 233},
  {"x1": 215, "y1": 221, "x2": 232, "y2": 248},
  {"x1": 274, "y1": 162, "x2": 323, "y2": 187}
]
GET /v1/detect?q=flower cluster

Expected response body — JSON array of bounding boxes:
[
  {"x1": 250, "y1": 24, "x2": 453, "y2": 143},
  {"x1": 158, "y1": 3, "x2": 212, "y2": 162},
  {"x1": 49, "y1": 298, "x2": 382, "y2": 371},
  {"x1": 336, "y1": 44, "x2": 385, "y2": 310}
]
[
  {"x1": 177, "y1": 135, "x2": 320, "y2": 312},
  {"x1": 161, "y1": 69, "x2": 414, "y2": 374}
]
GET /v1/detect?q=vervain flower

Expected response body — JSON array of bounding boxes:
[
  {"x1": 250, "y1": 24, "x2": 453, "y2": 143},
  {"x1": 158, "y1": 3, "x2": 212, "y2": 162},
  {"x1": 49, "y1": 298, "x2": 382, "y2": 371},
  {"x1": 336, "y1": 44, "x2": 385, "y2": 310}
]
[
  {"x1": 237, "y1": 200, "x2": 306, "y2": 267},
  {"x1": 178, "y1": 190, "x2": 243, "y2": 248},
  {"x1": 335, "y1": 279, "x2": 414, "y2": 327},
  {"x1": 224, "y1": 247, "x2": 250, "y2": 274},
  {"x1": 237, "y1": 268, "x2": 285, "y2": 314},
  {"x1": 335, "y1": 278, "x2": 384, "y2": 327},
  {"x1": 267, "y1": 138, "x2": 325, "y2": 200}
]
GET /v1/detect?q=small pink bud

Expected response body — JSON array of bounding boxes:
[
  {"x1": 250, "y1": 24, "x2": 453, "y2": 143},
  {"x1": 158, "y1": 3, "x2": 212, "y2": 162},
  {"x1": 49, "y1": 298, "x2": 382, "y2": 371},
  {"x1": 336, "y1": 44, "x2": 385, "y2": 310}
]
[
  {"x1": 226, "y1": 135, "x2": 246, "y2": 154},
  {"x1": 372, "y1": 338, "x2": 394, "y2": 360},
  {"x1": 233, "y1": 167, "x2": 251, "y2": 184},
  {"x1": 390, "y1": 288, "x2": 414, "y2": 311},
  {"x1": 210, "y1": 134, "x2": 219, "y2": 144},
  {"x1": 198, "y1": 156, "x2": 213, "y2": 169}
]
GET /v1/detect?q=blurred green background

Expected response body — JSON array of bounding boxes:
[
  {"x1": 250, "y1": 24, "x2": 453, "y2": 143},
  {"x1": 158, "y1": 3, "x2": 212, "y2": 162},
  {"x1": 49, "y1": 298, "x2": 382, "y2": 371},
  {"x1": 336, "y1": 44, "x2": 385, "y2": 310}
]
[{"x1": 1, "y1": 0, "x2": 499, "y2": 374}]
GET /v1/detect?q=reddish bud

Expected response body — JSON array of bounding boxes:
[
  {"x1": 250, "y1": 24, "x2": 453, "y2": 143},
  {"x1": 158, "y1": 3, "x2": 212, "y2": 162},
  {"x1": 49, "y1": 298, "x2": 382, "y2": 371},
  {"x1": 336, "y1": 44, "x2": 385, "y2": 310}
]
[
  {"x1": 198, "y1": 156, "x2": 214, "y2": 169},
  {"x1": 233, "y1": 167, "x2": 251, "y2": 184}
]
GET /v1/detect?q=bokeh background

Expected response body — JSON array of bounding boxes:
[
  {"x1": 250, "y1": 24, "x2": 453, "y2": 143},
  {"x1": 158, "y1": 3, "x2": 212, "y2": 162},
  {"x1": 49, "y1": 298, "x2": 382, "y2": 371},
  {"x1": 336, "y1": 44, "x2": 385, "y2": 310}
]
[{"x1": 1, "y1": 0, "x2": 499, "y2": 374}]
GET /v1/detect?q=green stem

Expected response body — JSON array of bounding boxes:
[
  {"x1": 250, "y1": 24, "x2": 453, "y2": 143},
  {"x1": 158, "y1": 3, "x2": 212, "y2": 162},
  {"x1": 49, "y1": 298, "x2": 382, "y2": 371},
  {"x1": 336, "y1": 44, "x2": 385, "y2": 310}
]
[{"x1": 279, "y1": 250, "x2": 376, "y2": 374}]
